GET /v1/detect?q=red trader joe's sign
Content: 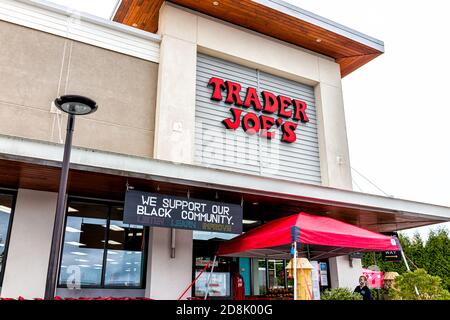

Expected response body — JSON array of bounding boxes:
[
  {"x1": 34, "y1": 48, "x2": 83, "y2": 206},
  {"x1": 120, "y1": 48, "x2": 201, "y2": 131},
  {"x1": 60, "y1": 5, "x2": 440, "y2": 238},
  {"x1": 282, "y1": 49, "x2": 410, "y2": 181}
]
[{"x1": 207, "y1": 77, "x2": 310, "y2": 143}]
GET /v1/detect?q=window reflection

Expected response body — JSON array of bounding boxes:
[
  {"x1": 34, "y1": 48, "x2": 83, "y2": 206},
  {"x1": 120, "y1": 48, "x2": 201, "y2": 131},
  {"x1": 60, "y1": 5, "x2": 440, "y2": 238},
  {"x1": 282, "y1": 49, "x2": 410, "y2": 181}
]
[
  {"x1": 58, "y1": 201, "x2": 146, "y2": 288},
  {"x1": 0, "y1": 193, "x2": 14, "y2": 286},
  {"x1": 104, "y1": 207, "x2": 145, "y2": 287},
  {"x1": 59, "y1": 202, "x2": 108, "y2": 287}
]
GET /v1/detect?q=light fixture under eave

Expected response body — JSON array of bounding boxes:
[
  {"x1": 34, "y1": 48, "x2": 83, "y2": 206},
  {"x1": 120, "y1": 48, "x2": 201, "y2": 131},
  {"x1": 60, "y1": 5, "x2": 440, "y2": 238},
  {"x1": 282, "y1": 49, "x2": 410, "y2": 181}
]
[
  {"x1": 65, "y1": 241, "x2": 86, "y2": 246},
  {"x1": 212, "y1": 1, "x2": 219, "y2": 6},
  {"x1": 68, "y1": 207, "x2": 79, "y2": 212},
  {"x1": 0, "y1": 205, "x2": 11, "y2": 214},
  {"x1": 101, "y1": 240, "x2": 122, "y2": 245},
  {"x1": 65, "y1": 226, "x2": 82, "y2": 233},
  {"x1": 105, "y1": 224, "x2": 125, "y2": 232},
  {"x1": 243, "y1": 219, "x2": 258, "y2": 225}
]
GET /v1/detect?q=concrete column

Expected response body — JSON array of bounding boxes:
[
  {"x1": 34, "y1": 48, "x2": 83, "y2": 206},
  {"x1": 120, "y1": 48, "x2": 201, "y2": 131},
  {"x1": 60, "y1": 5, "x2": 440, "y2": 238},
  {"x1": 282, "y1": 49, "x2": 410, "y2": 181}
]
[
  {"x1": 145, "y1": 227, "x2": 193, "y2": 299},
  {"x1": 328, "y1": 255, "x2": 362, "y2": 290},
  {"x1": 315, "y1": 59, "x2": 358, "y2": 289},
  {"x1": 153, "y1": 3, "x2": 198, "y2": 164},
  {"x1": 315, "y1": 81, "x2": 353, "y2": 190},
  {"x1": 144, "y1": 3, "x2": 197, "y2": 300},
  {"x1": 1, "y1": 189, "x2": 57, "y2": 298}
]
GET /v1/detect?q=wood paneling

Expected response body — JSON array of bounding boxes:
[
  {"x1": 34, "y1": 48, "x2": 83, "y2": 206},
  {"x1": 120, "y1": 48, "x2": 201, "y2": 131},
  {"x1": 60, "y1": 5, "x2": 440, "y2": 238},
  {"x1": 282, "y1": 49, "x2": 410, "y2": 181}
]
[
  {"x1": 337, "y1": 53, "x2": 382, "y2": 77},
  {"x1": 113, "y1": 0, "x2": 383, "y2": 77},
  {"x1": 113, "y1": 0, "x2": 164, "y2": 32},
  {"x1": 0, "y1": 158, "x2": 443, "y2": 233}
]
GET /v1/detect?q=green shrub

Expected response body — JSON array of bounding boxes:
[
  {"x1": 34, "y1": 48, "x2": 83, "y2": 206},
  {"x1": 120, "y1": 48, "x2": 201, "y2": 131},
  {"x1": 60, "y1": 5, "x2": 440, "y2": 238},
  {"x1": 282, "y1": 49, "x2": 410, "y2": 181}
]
[
  {"x1": 389, "y1": 269, "x2": 450, "y2": 300},
  {"x1": 321, "y1": 288, "x2": 362, "y2": 300},
  {"x1": 363, "y1": 229, "x2": 450, "y2": 291}
]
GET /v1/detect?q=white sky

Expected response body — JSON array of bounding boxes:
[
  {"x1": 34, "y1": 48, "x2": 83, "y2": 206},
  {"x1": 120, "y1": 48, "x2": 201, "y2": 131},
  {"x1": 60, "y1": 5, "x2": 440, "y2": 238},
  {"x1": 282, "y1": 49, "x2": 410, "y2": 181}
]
[
  {"x1": 47, "y1": 0, "x2": 450, "y2": 238},
  {"x1": 47, "y1": 0, "x2": 119, "y2": 19}
]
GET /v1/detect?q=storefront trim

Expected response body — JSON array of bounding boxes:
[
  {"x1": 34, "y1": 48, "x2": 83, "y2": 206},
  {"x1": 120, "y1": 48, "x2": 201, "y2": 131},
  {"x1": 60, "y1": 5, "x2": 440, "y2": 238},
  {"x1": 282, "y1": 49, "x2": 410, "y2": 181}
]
[
  {"x1": 0, "y1": 0, "x2": 160, "y2": 63},
  {"x1": 0, "y1": 134, "x2": 449, "y2": 225}
]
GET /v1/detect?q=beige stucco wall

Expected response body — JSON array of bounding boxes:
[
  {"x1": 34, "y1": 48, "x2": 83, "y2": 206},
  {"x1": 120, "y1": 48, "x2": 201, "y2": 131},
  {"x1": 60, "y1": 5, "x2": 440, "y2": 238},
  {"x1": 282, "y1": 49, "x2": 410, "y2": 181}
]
[
  {"x1": 145, "y1": 228, "x2": 193, "y2": 299},
  {"x1": 0, "y1": 20, "x2": 158, "y2": 158},
  {"x1": 154, "y1": 3, "x2": 352, "y2": 190},
  {"x1": 0, "y1": 189, "x2": 57, "y2": 299}
]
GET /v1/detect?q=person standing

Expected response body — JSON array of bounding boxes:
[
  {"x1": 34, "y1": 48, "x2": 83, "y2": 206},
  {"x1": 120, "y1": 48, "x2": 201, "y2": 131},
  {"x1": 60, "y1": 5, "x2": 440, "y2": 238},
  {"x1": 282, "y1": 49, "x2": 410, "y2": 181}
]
[
  {"x1": 354, "y1": 275, "x2": 373, "y2": 300},
  {"x1": 232, "y1": 264, "x2": 245, "y2": 300}
]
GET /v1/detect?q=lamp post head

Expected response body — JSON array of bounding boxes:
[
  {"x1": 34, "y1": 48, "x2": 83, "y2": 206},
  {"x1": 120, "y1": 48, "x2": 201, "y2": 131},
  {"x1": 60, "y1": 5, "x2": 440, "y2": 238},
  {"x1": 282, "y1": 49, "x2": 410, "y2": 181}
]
[{"x1": 54, "y1": 95, "x2": 97, "y2": 115}]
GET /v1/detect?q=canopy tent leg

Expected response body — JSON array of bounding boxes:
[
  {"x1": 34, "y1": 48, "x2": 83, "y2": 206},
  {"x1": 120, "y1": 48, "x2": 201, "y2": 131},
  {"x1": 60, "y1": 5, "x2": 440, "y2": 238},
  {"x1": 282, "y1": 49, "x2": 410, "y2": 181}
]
[
  {"x1": 395, "y1": 236, "x2": 420, "y2": 296},
  {"x1": 293, "y1": 241, "x2": 297, "y2": 300},
  {"x1": 177, "y1": 260, "x2": 210, "y2": 300},
  {"x1": 400, "y1": 248, "x2": 420, "y2": 296},
  {"x1": 204, "y1": 255, "x2": 217, "y2": 300}
]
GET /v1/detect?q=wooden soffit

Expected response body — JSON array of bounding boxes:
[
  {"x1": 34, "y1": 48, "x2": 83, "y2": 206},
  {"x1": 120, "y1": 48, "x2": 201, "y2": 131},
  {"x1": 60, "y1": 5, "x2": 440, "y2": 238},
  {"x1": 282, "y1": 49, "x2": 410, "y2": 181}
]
[{"x1": 113, "y1": 0, "x2": 384, "y2": 77}]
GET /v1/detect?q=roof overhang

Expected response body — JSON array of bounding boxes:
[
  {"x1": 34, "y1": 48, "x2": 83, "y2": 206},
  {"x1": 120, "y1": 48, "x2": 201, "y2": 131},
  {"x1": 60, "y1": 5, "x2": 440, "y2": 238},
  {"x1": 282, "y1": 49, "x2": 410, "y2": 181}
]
[
  {"x1": 0, "y1": 135, "x2": 448, "y2": 234},
  {"x1": 113, "y1": 0, "x2": 384, "y2": 77}
]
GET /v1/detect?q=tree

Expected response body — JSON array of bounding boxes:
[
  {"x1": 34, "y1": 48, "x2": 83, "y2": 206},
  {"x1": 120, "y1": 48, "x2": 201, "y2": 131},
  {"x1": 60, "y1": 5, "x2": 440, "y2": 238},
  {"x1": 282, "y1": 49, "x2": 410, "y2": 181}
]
[
  {"x1": 362, "y1": 228, "x2": 450, "y2": 290},
  {"x1": 423, "y1": 229, "x2": 450, "y2": 290},
  {"x1": 389, "y1": 269, "x2": 450, "y2": 300}
]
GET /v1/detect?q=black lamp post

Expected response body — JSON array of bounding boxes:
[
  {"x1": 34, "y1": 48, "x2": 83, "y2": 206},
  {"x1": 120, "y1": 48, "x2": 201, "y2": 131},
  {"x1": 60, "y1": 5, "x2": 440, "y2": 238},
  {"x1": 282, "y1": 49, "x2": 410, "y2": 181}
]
[{"x1": 44, "y1": 95, "x2": 97, "y2": 300}]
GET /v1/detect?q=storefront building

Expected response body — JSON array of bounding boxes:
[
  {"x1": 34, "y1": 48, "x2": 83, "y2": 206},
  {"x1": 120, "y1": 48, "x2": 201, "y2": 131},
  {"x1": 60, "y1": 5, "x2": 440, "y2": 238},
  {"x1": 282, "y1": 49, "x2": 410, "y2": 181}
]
[{"x1": 0, "y1": 0, "x2": 449, "y2": 299}]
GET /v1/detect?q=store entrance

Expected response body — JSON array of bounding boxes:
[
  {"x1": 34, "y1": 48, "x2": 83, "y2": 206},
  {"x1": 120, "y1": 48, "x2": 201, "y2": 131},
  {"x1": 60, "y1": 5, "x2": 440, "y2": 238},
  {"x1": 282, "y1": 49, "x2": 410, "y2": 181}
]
[
  {"x1": 192, "y1": 238, "x2": 233, "y2": 299},
  {"x1": 192, "y1": 235, "x2": 332, "y2": 300}
]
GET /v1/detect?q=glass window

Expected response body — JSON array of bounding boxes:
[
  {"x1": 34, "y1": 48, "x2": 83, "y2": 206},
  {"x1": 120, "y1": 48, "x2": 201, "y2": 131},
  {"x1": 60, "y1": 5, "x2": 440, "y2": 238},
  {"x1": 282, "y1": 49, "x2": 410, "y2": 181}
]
[
  {"x1": 58, "y1": 200, "x2": 147, "y2": 288},
  {"x1": 104, "y1": 206, "x2": 145, "y2": 287},
  {"x1": 59, "y1": 202, "x2": 108, "y2": 287},
  {"x1": 268, "y1": 259, "x2": 286, "y2": 289},
  {"x1": 0, "y1": 192, "x2": 14, "y2": 286},
  {"x1": 257, "y1": 259, "x2": 267, "y2": 294},
  {"x1": 193, "y1": 256, "x2": 231, "y2": 298}
]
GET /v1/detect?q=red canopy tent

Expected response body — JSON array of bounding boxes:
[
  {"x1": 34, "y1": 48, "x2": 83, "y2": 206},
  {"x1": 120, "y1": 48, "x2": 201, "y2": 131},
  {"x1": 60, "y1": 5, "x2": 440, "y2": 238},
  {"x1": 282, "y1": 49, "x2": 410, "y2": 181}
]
[
  {"x1": 190, "y1": 212, "x2": 403, "y2": 300},
  {"x1": 217, "y1": 212, "x2": 399, "y2": 260}
]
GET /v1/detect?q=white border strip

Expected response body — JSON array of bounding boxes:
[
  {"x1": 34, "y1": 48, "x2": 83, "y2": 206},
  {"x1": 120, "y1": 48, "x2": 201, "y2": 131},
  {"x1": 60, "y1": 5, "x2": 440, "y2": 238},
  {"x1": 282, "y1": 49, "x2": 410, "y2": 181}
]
[
  {"x1": 254, "y1": 0, "x2": 384, "y2": 52},
  {"x1": 0, "y1": 134, "x2": 449, "y2": 221},
  {"x1": 0, "y1": 0, "x2": 160, "y2": 62}
]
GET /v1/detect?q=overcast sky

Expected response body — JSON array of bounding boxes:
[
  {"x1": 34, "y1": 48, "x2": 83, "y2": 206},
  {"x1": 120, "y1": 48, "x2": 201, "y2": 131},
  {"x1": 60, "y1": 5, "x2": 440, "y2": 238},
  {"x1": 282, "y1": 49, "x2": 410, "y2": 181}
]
[
  {"x1": 289, "y1": 0, "x2": 450, "y2": 238},
  {"x1": 47, "y1": 0, "x2": 450, "y2": 238}
]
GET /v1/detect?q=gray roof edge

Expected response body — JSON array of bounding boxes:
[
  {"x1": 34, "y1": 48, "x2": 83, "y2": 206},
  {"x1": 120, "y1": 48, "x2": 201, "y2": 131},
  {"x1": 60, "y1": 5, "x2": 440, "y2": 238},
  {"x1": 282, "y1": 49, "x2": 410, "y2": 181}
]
[
  {"x1": 0, "y1": 134, "x2": 448, "y2": 221},
  {"x1": 254, "y1": 0, "x2": 385, "y2": 53},
  {"x1": 15, "y1": 0, "x2": 161, "y2": 42}
]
